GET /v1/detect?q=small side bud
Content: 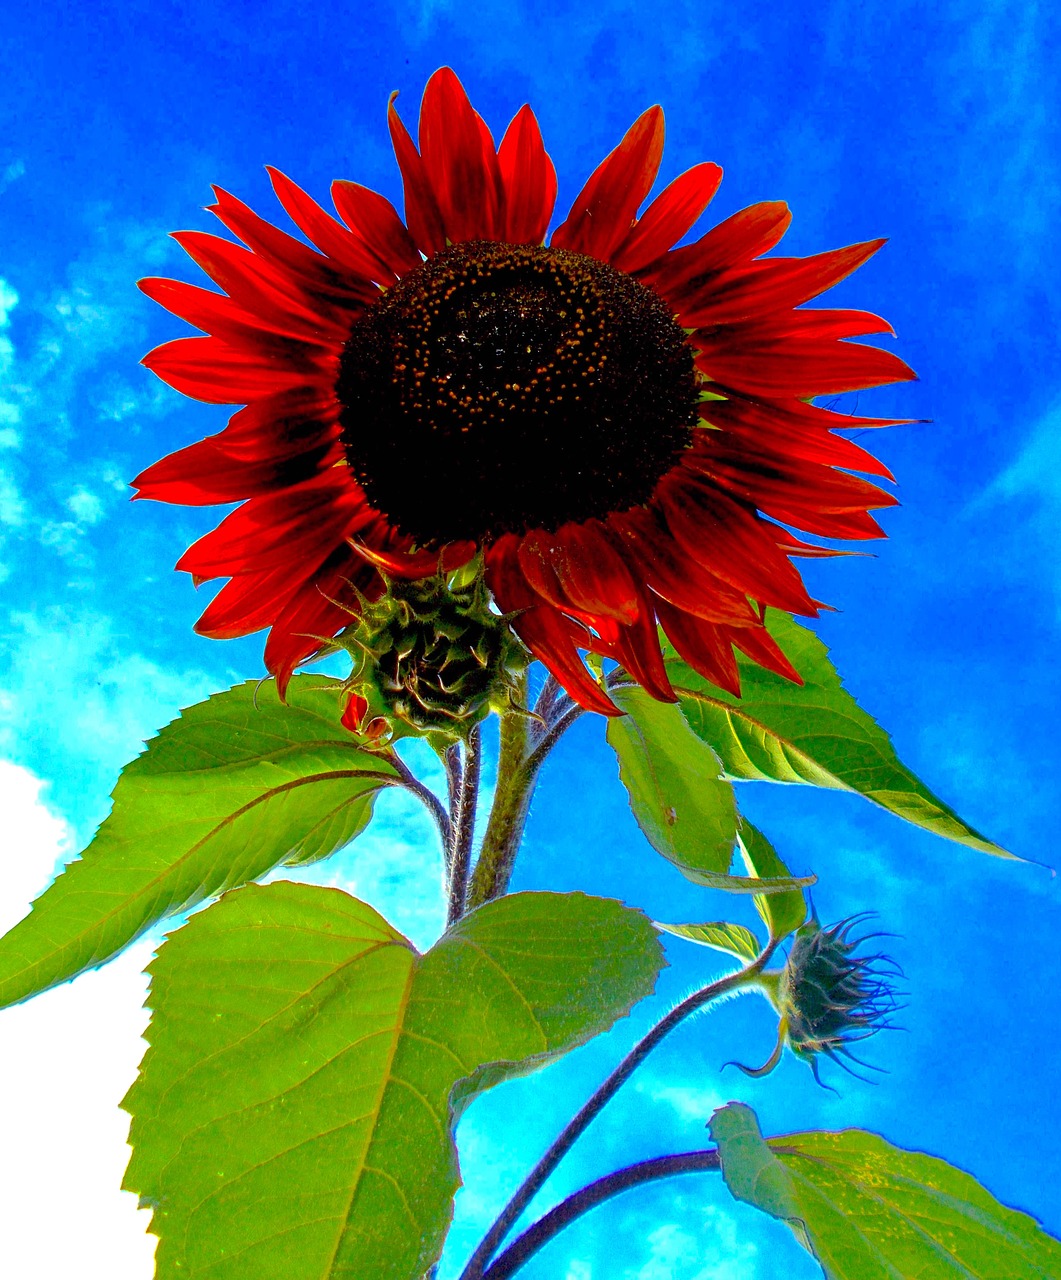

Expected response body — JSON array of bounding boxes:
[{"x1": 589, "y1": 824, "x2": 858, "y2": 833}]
[{"x1": 779, "y1": 913, "x2": 902, "y2": 1084}]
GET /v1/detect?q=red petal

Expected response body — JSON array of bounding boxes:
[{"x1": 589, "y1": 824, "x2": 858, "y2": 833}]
[
  {"x1": 137, "y1": 277, "x2": 334, "y2": 355},
  {"x1": 177, "y1": 471, "x2": 370, "y2": 578},
  {"x1": 695, "y1": 336, "x2": 917, "y2": 398},
  {"x1": 209, "y1": 389, "x2": 340, "y2": 463},
  {"x1": 611, "y1": 162, "x2": 723, "y2": 274},
  {"x1": 686, "y1": 436, "x2": 898, "y2": 520},
  {"x1": 388, "y1": 90, "x2": 448, "y2": 256},
  {"x1": 208, "y1": 187, "x2": 375, "y2": 306},
  {"x1": 699, "y1": 396, "x2": 896, "y2": 481},
  {"x1": 352, "y1": 536, "x2": 477, "y2": 579},
  {"x1": 142, "y1": 336, "x2": 316, "y2": 404},
  {"x1": 608, "y1": 511, "x2": 758, "y2": 626},
  {"x1": 132, "y1": 434, "x2": 337, "y2": 505},
  {"x1": 654, "y1": 596, "x2": 742, "y2": 698},
  {"x1": 497, "y1": 105, "x2": 557, "y2": 244},
  {"x1": 548, "y1": 522, "x2": 641, "y2": 624},
  {"x1": 487, "y1": 537, "x2": 619, "y2": 716},
  {"x1": 677, "y1": 240, "x2": 885, "y2": 326},
  {"x1": 610, "y1": 585, "x2": 675, "y2": 702},
  {"x1": 657, "y1": 475, "x2": 818, "y2": 615},
  {"x1": 514, "y1": 531, "x2": 622, "y2": 641},
  {"x1": 643, "y1": 201, "x2": 792, "y2": 295},
  {"x1": 195, "y1": 563, "x2": 305, "y2": 638},
  {"x1": 341, "y1": 691, "x2": 369, "y2": 733},
  {"x1": 330, "y1": 180, "x2": 421, "y2": 276},
  {"x1": 264, "y1": 549, "x2": 381, "y2": 697},
  {"x1": 724, "y1": 620, "x2": 803, "y2": 686},
  {"x1": 551, "y1": 105, "x2": 665, "y2": 260},
  {"x1": 265, "y1": 168, "x2": 391, "y2": 286},
  {"x1": 170, "y1": 229, "x2": 346, "y2": 335},
  {"x1": 418, "y1": 67, "x2": 504, "y2": 243}
]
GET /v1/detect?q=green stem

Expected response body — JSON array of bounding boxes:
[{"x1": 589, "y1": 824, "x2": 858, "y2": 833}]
[
  {"x1": 481, "y1": 1150, "x2": 721, "y2": 1280},
  {"x1": 459, "y1": 946, "x2": 776, "y2": 1280},
  {"x1": 465, "y1": 698, "x2": 532, "y2": 908},
  {"x1": 447, "y1": 726, "x2": 482, "y2": 924}
]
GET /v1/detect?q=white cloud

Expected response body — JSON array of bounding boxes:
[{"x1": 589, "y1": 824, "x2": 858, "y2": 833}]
[
  {"x1": 0, "y1": 230, "x2": 179, "y2": 577},
  {"x1": 626, "y1": 1207, "x2": 759, "y2": 1280},
  {"x1": 0, "y1": 158, "x2": 25, "y2": 194},
  {"x1": 635, "y1": 1077, "x2": 730, "y2": 1124},
  {"x1": 66, "y1": 486, "x2": 106, "y2": 525},
  {"x1": 0, "y1": 761, "x2": 156, "y2": 1279},
  {"x1": 0, "y1": 607, "x2": 217, "y2": 833},
  {"x1": 983, "y1": 400, "x2": 1061, "y2": 512},
  {"x1": 971, "y1": 398, "x2": 1061, "y2": 618},
  {"x1": 0, "y1": 466, "x2": 24, "y2": 526},
  {"x1": 0, "y1": 277, "x2": 17, "y2": 326}
]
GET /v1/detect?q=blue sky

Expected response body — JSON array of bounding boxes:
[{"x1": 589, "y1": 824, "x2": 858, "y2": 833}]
[{"x1": 1, "y1": 1, "x2": 1060, "y2": 1275}]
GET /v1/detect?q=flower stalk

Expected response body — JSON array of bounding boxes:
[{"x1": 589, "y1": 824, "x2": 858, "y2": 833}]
[{"x1": 460, "y1": 942, "x2": 777, "y2": 1279}]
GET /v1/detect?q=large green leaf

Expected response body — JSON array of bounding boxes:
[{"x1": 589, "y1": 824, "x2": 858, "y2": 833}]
[
  {"x1": 737, "y1": 819, "x2": 808, "y2": 942},
  {"x1": 666, "y1": 613, "x2": 1012, "y2": 858},
  {"x1": 0, "y1": 678, "x2": 398, "y2": 1009},
  {"x1": 710, "y1": 1102, "x2": 1061, "y2": 1278},
  {"x1": 607, "y1": 686, "x2": 738, "y2": 878},
  {"x1": 124, "y1": 883, "x2": 663, "y2": 1280},
  {"x1": 606, "y1": 688, "x2": 814, "y2": 896}
]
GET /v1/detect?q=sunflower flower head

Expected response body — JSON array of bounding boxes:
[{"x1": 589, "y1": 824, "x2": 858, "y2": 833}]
[
  {"x1": 337, "y1": 567, "x2": 525, "y2": 738},
  {"x1": 134, "y1": 67, "x2": 914, "y2": 717}
]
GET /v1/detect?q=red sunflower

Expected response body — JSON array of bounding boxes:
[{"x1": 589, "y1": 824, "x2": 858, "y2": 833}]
[{"x1": 134, "y1": 67, "x2": 913, "y2": 717}]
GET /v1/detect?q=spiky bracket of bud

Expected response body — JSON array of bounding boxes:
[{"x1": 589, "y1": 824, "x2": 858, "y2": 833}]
[
  {"x1": 336, "y1": 566, "x2": 528, "y2": 741},
  {"x1": 732, "y1": 913, "x2": 902, "y2": 1087}
]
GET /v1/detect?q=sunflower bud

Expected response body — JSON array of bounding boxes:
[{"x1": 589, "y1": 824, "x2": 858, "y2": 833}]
[
  {"x1": 340, "y1": 570, "x2": 525, "y2": 737},
  {"x1": 729, "y1": 912, "x2": 900, "y2": 1084},
  {"x1": 778, "y1": 914, "x2": 900, "y2": 1081}
]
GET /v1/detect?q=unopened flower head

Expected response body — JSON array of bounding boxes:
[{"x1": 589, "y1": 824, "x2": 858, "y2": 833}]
[
  {"x1": 779, "y1": 913, "x2": 901, "y2": 1083},
  {"x1": 338, "y1": 568, "x2": 525, "y2": 737}
]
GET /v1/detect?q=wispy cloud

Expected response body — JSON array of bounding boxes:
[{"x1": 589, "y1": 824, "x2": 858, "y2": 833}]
[{"x1": 0, "y1": 606, "x2": 217, "y2": 835}]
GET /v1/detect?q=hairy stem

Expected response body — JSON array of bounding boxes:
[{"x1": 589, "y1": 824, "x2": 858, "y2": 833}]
[
  {"x1": 465, "y1": 698, "x2": 532, "y2": 908},
  {"x1": 460, "y1": 947, "x2": 775, "y2": 1279},
  {"x1": 379, "y1": 755, "x2": 452, "y2": 852},
  {"x1": 447, "y1": 726, "x2": 482, "y2": 924},
  {"x1": 482, "y1": 1150, "x2": 721, "y2": 1280}
]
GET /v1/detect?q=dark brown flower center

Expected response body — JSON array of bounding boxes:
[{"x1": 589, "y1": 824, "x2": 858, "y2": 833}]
[{"x1": 337, "y1": 241, "x2": 700, "y2": 544}]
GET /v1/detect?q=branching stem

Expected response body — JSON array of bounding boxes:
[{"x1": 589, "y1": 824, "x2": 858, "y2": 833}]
[
  {"x1": 381, "y1": 755, "x2": 452, "y2": 852},
  {"x1": 460, "y1": 945, "x2": 777, "y2": 1279}
]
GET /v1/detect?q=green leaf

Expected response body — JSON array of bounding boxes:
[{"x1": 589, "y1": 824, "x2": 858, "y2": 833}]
[
  {"x1": 666, "y1": 613, "x2": 1012, "y2": 858},
  {"x1": 0, "y1": 677, "x2": 398, "y2": 1010},
  {"x1": 124, "y1": 883, "x2": 663, "y2": 1280},
  {"x1": 737, "y1": 819, "x2": 808, "y2": 941},
  {"x1": 710, "y1": 1102, "x2": 1061, "y2": 1279},
  {"x1": 606, "y1": 686, "x2": 738, "y2": 878},
  {"x1": 655, "y1": 920, "x2": 761, "y2": 961}
]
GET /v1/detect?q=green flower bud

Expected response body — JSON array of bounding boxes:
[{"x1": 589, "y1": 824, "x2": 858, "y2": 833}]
[
  {"x1": 339, "y1": 568, "x2": 525, "y2": 738},
  {"x1": 779, "y1": 913, "x2": 900, "y2": 1083},
  {"x1": 731, "y1": 912, "x2": 900, "y2": 1086}
]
